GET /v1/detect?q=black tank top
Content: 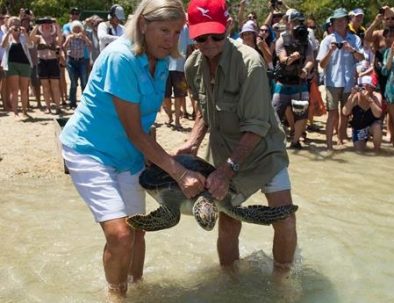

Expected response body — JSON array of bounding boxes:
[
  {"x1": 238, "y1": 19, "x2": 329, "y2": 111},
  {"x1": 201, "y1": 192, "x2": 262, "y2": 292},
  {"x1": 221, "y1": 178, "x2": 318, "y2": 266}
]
[
  {"x1": 351, "y1": 105, "x2": 379, "y2": 130},
  {"x1": 9, "y1": 43, "x2": 29, "y2": 64}
]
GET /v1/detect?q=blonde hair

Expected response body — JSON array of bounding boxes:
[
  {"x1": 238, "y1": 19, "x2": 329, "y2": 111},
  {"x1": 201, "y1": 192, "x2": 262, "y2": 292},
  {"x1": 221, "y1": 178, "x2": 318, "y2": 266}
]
[
  {"x1": 125, "y1": 0, "x2": 185, "y2": 57},
  {"x1": 7, "y1": 16, "x2": 20, "y2": 28}
]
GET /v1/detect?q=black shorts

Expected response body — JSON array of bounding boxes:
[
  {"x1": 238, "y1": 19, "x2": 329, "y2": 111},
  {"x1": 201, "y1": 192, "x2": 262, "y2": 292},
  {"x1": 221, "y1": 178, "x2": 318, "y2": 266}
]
[{"x1": 38, "y1": 58, "x2": 60, "y2": 79}]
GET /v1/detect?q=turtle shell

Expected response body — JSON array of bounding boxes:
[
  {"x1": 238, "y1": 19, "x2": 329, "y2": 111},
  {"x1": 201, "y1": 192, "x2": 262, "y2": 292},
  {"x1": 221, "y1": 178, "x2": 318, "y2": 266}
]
[{"x1": 139, "y1": 154, "x2": 216, "y2": 190}]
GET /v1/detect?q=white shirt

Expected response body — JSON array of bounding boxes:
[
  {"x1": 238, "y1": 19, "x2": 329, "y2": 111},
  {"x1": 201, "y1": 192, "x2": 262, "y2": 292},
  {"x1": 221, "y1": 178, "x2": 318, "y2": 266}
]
[{"x1": 97, "y1": 21, "x2": 125, "y2": 52}]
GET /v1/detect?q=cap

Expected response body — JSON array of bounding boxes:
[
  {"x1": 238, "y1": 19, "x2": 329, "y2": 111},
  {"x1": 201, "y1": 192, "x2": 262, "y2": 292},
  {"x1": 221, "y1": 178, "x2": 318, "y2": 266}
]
[
  {"x1": 350, "y1": 8, "x2": 364, "y2": 16},
  {"x1": 110, "y1": 4, "x2": 125, "y2": 21},
  {"x1": 330, "y1": 8, "x2": 348, "y2": 21},
  {"x1": 70, "y1": 7, "x2": 80, "y2": 14},
  {"x1": 187, "y1": 0, "x2": 229, "y2": 39},
  {"x1": 240, "y1": 20, "x2": 257, "y2": 35},
  {"x1": 285, "y1": 8, "x2": 298, "y2": 19},
  {"x1": 358, "y1": 75, "x2": 376, "y2": 88},
  {"x1": 289, "y1": 11, "x2": 305, "y2": 22}
]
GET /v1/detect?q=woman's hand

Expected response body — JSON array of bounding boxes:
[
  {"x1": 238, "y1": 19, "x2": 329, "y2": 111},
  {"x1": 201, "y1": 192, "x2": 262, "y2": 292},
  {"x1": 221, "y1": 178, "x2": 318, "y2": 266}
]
[
  {"x1": 176, "y1": 169, "x2": 205, "y2": 199},
  {"x1": 174, "y1": 143, "x2": 198, "y2": 156}
]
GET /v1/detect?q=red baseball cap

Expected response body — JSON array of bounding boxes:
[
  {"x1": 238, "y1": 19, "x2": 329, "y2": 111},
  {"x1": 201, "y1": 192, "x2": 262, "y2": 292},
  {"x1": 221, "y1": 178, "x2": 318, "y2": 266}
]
[{"x1": 187, "y1": 0, "x2": 229, "y2": 39}]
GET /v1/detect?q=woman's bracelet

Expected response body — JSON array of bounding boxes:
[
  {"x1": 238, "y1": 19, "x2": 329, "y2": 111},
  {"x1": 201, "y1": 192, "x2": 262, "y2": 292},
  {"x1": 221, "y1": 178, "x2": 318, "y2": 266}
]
[{"x1": 176, "y1": 169, "x2": 188, "y2": 182}]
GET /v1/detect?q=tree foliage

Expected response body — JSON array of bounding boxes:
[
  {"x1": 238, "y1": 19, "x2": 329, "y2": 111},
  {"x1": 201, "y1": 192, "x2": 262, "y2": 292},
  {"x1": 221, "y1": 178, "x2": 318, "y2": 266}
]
[{"x1": 0, "y1": 0, "x2": 393, "y2": 26}]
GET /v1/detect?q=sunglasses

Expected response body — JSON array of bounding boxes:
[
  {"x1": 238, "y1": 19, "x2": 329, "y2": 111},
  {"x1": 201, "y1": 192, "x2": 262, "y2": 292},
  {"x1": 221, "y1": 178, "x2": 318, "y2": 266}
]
[
  {"x1": 194, "y1": 33, "x2": 226, "y2": 43},
  {"x1": 259, "y1": 28, "x2": 269, "y2": 32},
  {"x1": 385, "y1": 17, "x2": 394, "y2": 21}
]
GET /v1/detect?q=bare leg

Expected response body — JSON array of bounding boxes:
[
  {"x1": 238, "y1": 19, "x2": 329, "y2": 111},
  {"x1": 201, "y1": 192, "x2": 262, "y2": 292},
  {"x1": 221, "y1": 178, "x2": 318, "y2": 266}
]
[
  {"x1": 128, "y1": 229, "x2": 146, "y2": 282},
  {"x1": 7, "y1": 75, "x2": 20, "y2": 116},
  {"x1": 163, "y1": 97, "x2": 173, "y2": 124},
  {"x1": 100, "y1": 218, "x2": 134, "y2": 297},
  {"x1": 265, "y1": 190, "x2": 297, "y2": 280},
  {"x1": 41, "y1": 79, "x2": 52, "y2": 113},
  {"x1": 49, "y1": 79, "x2": 61, "y2": 113},
  {"x1": 217, "y1": 213, "x2": 241, "y2": 267},
  {"x1": 292, "y1": 119, "x2": 307, "y2": 145},
  {"x1": 338, "y1": 111, "x2": 349, "y2": 144},
  {"x1": 326, "y1": 109, "x2": 339, "y2": 150},
  {"x1": 19, "y1": 76, "x2": 30, "y2": 116},
  {"x1": 174, "y1": 97, "x2": 183, "y2": 129}
]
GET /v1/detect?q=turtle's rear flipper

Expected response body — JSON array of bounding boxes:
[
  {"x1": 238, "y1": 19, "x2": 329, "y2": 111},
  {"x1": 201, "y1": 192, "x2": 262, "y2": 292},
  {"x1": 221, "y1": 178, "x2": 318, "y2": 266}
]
[
  {"x1": 126, "y1": 206, "x2": 181, "y2": 231},
  {"x1": 224, "y1": 204, "x2": 298, "y2": 225},
  {"x1": 192, "y1": 194, "x2": 218, "y2": 231}
]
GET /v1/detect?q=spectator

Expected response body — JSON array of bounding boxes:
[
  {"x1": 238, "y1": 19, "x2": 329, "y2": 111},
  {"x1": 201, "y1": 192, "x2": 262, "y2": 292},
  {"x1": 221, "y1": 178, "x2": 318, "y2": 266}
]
[
  {"x1": 97, "y1": 4, "x2": 125, "y2": 51},
  {"x1": 272, "y1": 11, "x2": 314, "y2": 149},
  {"x1": 30, "y1": 17, "x2": 63, "y2": 114},
  {"x1": 382, "y1": 39, "x2": 394, "y2": 146},
  {"x1": 1, "y1": 16, "x2": 33, "y2": 117},
  {"x1": 163, "y1": 24, "x2": 192, "y2": 129},
  {"x1": 342, "y1": 75, "x2": 382, "y2": 151},
  {"x1": 63, "y1": 20, "x2": 92, "y2": 109},
  {"x1": 348, "y1": 8, "x2": 366, "y2": 40},
  {"x1": 257, "y1": 23, "x2": 274, "y2": 69},
  {"x1": 84, "y1": 15, "x2": 103, "y2": 64},
  {"x1": 317, "y1": 8, "x2": 364, "y2": 150},
  {"x1": 0, "y1": 13, "x2": 8, "y2": 110}
]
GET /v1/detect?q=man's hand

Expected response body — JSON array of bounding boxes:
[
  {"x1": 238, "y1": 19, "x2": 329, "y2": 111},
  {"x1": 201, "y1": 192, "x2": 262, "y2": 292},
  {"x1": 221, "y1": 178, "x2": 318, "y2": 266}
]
[{"x1": 206, "y1": 166, "x2": 232, "y2": 201}]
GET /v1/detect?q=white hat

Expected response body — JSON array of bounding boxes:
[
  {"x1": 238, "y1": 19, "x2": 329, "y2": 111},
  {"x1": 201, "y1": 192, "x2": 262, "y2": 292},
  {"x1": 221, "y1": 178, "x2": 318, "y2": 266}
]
[
  {"x1": 240, "y1": 20, "x2": 257, "y2": 35},
  {"x1": 358, "y1": 75, "x2": 376, "y2": 87}
]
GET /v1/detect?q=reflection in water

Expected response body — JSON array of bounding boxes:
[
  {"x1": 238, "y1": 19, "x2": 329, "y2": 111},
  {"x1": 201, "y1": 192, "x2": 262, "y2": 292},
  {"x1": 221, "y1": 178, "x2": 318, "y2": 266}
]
[{"x1": 1, "y1": 149, "x2": 394, "y2": 302}]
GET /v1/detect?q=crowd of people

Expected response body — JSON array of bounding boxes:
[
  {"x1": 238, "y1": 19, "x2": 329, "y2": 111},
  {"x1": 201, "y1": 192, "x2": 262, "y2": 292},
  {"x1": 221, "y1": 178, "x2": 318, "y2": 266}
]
[
  {"x1": 0, "y1": 5, "x2": 126, "y2": 116},
  {"x1": 0, "y1": 2, "x2": 393, "y2": 152}
]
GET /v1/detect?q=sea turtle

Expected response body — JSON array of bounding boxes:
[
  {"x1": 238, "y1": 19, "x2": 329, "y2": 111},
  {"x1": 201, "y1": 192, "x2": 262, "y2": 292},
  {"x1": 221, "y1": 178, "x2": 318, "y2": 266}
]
[{"x1": 126, "y1": 154, "x2": 298, "y2": 232}]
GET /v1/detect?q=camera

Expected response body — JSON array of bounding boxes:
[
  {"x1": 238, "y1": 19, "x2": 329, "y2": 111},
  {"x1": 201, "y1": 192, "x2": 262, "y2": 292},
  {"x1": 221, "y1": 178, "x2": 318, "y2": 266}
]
[
  {"x1": 332, "y1": 42, "x2": 344, "y2": 49},
  {"x1": 270, "y1": 0, "x2": 283, "y2": 9},
  {"x1": 293, "y1": 24, "x2": 309, "y2": 44}
]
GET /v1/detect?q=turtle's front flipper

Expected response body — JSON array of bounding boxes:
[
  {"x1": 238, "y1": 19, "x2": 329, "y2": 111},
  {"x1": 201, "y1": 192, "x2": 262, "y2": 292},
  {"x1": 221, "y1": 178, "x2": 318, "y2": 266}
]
[
  {"x1": 222, "y1": 204, "x2": 298, "y2": 225},
  {"x1": 126, "y1": 206, "x2": 181, "y2": 231},
  {"x1": 192, "y1": 193, "x2": 218, "y2": 231}
]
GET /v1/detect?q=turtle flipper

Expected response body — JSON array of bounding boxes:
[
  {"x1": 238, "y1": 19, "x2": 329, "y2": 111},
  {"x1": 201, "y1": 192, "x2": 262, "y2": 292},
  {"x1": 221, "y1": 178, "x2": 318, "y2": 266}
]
[
  {"x1": 222, "y1": 204, "x2": 298, "y2": 225},
  {"x1": 126, "y1": 206, "x2": 181, "y2": 231},
  {"x1": 192, "y1": 194, "x2": 218, "y2": 231}
]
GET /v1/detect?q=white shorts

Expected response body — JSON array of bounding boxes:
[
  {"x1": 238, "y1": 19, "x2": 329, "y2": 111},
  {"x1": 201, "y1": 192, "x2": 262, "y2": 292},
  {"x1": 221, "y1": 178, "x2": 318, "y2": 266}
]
[
  {"x1": 261, "y1": 167, "x2": 291, "y2": 194},
  {"x1": 62, "y1": 145, "x2": 146, "y2": 223}
]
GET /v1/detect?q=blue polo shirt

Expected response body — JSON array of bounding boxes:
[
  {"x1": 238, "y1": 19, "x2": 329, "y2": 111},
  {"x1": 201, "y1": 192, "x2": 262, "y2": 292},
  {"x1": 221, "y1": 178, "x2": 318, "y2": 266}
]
[
  {"x1": 60, "y1": 36, "x2": 168, "y2": 173},
  {"x1": 317, "y1": 32, "x2": 363, "y2": 93}
]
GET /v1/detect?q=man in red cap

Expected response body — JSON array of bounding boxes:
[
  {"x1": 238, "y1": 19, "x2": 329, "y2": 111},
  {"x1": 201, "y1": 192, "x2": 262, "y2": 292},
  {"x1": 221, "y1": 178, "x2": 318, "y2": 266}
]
[{"x1": 176, "y1": 0, "x2": 297, "y2": 280}]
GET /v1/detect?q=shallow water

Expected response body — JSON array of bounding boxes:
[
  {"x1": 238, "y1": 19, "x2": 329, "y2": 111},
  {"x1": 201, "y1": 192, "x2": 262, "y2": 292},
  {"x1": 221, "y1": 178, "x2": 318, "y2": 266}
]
[{"x1": 1, "y1": 149, "x2": 394, "y2": 303}]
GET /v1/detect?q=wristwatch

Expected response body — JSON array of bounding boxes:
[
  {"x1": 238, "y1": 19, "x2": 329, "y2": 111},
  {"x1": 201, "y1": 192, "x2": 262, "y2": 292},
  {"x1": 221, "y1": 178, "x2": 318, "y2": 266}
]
[{"x1": 226, "y1": 158, "x2": 240, "y2": 173}]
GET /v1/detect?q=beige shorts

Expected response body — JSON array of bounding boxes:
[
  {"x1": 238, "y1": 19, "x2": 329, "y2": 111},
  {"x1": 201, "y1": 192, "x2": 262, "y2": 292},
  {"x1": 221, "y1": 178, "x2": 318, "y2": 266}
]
[
  {"x1": 325, "y1": 86, "x2": 351, "y2": 111},
  {"x1": 62, "y1": 145, "x2": 146, "y2": 223}
]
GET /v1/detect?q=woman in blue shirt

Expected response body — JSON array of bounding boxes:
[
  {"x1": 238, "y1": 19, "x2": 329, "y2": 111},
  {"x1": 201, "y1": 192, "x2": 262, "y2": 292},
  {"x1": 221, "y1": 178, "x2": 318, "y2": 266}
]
[{"x1": 60, "y1": 0, "x2": 205, "y2": 298}]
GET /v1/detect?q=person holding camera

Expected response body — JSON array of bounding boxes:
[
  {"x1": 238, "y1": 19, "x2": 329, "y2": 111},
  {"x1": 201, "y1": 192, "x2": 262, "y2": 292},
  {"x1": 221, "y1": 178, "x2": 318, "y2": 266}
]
[
  {"x1": 272, "y1": 11, "x2": 314, "y2": 149},
  {"x1": 317, "y1": 8, "x2": 364, "y2": 150},
  {"x1": 342, "y1": 75, "x2": 382, "y2": 151},
  {"x1": 1, "y1": 16, "x2": 33, "y2": 117},
  {"x1": 97, "y1": 4, "x2": 125, "y2": 52}
]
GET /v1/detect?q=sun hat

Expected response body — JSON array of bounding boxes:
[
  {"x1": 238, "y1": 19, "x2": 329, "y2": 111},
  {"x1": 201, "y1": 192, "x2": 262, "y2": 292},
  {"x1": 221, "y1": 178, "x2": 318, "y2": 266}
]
[
  {"x1": 240, "y1": 20, "x2": 257, "y2": 35},
  {"x1": 187, "y1": 0, "x2": 229, "y2": 39},
  {"x1": 349, "y1": 8, "x2": 364, "y2": 16},
  {"x1": 330, "y1": 8, "x2": 348, "y2": 22}
]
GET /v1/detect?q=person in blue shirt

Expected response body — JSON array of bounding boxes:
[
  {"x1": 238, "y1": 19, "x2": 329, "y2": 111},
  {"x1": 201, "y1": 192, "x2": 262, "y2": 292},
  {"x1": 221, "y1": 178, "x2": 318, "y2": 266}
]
[
  {"x1": 60, "y1": 0, "x2": 205, "y2": 299},
  {"x1": 317, "y1": 8, "x2": 364, "y2": 150}
]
